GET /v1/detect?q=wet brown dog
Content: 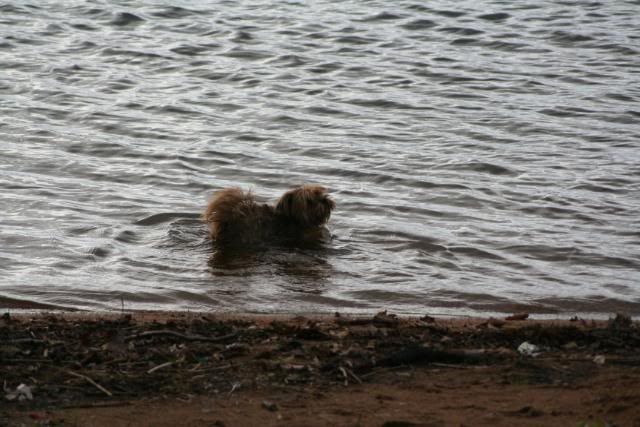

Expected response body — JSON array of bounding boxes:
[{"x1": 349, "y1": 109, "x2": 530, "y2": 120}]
[{"x1": 203, "y1": 184, "x2": 335, "y2": 247}]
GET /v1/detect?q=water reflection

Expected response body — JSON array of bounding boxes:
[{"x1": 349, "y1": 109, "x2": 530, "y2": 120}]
[{"x1": 208, "y1": 242, "x2": 334, "y2": 284}]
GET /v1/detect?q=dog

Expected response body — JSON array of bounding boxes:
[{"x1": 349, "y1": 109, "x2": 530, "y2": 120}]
[{"x1": 203, "y1": 184, "x2": 335, "y2": 247}]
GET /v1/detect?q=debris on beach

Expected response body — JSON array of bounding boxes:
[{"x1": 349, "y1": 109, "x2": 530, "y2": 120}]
[
  {"x1": 0, "y1": 311, "x2": 638, "y2": 413},
  {"x1": 517, "y1": 341, "x2": 541, "y2": 357},
  {"x1": 261, "y1": 400, "x2": 278, "y2": 412},
  {"x1": 4, "y1": 383, "x2": 33, "y2": 402},
  {"x1": 593, "y1": 355, "x2": 606, "y2": 365},
  {"x1": 505, "y1": 313, "x2": 529, "y2": 321}
]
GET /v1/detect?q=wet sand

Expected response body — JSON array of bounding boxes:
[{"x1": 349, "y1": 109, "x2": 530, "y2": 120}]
[{"x1": 2, "y1": 311, "x2": 639, "y2": 426}]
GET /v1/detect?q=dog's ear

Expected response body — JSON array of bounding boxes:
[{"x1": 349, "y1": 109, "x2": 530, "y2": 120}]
[
  {"x1": 311, "y1": 187, "x2": 334, "y2": 226},
  {"x1": 275, "y1": 187, "x2": 303, "y2": 221},
  {"x1": 276, "y1": 185, "x2": 334, "y2": 227}
]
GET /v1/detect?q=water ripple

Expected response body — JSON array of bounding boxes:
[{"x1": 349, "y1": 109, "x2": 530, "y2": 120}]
[{"x1": 1, "y1": 0, "x2": 639, "y2": 316}]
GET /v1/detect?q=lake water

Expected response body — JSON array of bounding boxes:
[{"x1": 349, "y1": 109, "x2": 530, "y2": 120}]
[{"x1": 2, "y1": 0, "x2": 639, "y2": 316}]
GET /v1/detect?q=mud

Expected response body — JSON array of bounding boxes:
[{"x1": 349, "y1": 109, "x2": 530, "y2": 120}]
[{"x1": 2, "y1": 312, "x2": 639, "y2": 426}]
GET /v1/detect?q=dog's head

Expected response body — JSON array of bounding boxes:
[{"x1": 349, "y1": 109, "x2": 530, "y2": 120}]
[{"x1": 275, "y1": 184, "x2": 335, "y2": 228}]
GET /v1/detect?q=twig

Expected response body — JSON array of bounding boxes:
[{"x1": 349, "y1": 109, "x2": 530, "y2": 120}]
[
  {"x1": 228, "y1": 381, "x2": 241, "y2": 396},
  {"x1": 345, "y1": 367, "x2": 363, "y2": 384},
  {"x1": 360, "y1": 365, "x2": 409, "y2": 379},
  {"x1": 2, "y1": 359, "x2": 52, "y2": 364},
  {"x1": 125, "y1": 330, "x2": 237, "y2": 343},
  {"x1": 4, "y1": 338, "x2": 47, "y2": 345},
  {"x1": 147, "y1": 361, "x2": 174, "y2": 374},
  {"x1": 338, "y1": 366, "x2": 355, "y2": 387},
  {"x1": 430, "y1": 363, "x2": 485, "y2": 369},
  {"x1": 188, "y1": 364, "x2": 233, "y2": 373},
  {"x1": 66, "y1": 370, "x2": 113, "y2": 397}
]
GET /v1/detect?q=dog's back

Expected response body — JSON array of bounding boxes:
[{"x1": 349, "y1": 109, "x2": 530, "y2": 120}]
[{"x1": 203, "y1": 188, "x2": 274, "y2": 245}]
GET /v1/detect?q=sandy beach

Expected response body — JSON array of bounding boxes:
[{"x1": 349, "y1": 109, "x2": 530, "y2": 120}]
[{"x1": 1, "y1": 310, "x2": 639, "y2": 426}]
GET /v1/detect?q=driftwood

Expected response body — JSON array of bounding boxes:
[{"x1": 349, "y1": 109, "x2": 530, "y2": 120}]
[
  {"x1": 124, "y1": 330, "x2": 237, "y2": 343},
  {"x1": 147, "y1": 361, "x2": 174, "y2": 374},
  {"x1": 66, "y1": 370, "x2": 113, "y2": 397}
]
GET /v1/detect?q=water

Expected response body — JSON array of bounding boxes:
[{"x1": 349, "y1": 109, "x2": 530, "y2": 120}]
[{"x1": 1, "y1": 0, "x2": 639, "y2": 316}]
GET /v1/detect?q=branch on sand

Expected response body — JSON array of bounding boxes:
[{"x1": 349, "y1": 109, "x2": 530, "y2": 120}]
[{"x1": 124, "y1": 330, "x2": 238, "y2": 343}]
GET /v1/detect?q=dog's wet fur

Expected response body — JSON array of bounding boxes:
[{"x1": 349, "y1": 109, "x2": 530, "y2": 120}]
[{"x1": 203, "y1": 184, "x2": 335, "y2": 247}]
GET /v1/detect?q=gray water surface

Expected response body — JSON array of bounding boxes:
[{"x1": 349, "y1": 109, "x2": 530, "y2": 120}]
[{"x1": 1, "y1": 0, "x2": 639, "y2": 315}]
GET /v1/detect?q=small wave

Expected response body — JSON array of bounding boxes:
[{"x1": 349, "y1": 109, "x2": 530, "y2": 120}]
[
  {"x1": 432, "y1": 10, "x2": 467, "y2": 18},
  {"x1": 360, "y1": 12, "x2": 403, "y2": 22},
  {"x1": 570, "y1": 183, "x2": 628, "y2": 194},
  {"x1": 452, "y1": 162, "x2": 517, "y2": 176},
  {"x1": 538, "y1": 107, "x2": 592, "y2": 118},
  {"x1": 484, "y1": 40, "x2": 530, "y2": 51},
  {"x1": 149, "y1": 6, "x2": 200, "y2": 19},
  {"x1": 449, "y1": 245, "x2": 506, "y2": 261},
  {"x1": 438, "y1": 26, "x2": 484, "y2": 36},
  {"x1": 114, "y1": 230, "x2": 139, "y2": 244},
  {"x1": 345, "y1": 98, "x2": 425, "y2": 110},
  {"x1": 335, "y1": 35, "x2": 378, "y2": 45},
  {"x1": 69, "y1": 22, "x2": 98, "y2": 32},
  {"x1": 88, "y1": 246, "x2": 111, "y2": 258},
  {"x1": 477, "y1": 12, "x2": 510, "y2": 21},
  {"x1": 100, "y1": 47, "x2": 169, "y2": 60},
  {"x1": 550, "y1": 30, "x2": 594, "y2": 45},
  {"x1": 267, "y1": 54, "x2": 308, "y2": 67},
  {"x1": 0, "y1": 295, "x2": 74, "y2": 311},
  {"x1": 304, "y1": 106, "x2": 355, "y2": 117},
  {"x1": 307, "y1": 61, "x2": 343, "y2": 74},
  {"x1": 171, "y1": 44, "x2": 212, "y2": 56},
  {"x1": 135, "y1": 213, "x2": 201, "y2": 226},
  {"x1": 401, "y1": 19, "x2": 438, "y2": 30},
  {"x1": 110, "y1": 12, "x2": 145, "y2": 27},
  {"x1": 219, "y1": 47, "x2": 271, "y2": 60},
  {"x1": 450, "y1": 37, "x2": 479, "y2": 46},
  {"x1": 519, "y1": 205, "x2": 600, "y2": 223}
]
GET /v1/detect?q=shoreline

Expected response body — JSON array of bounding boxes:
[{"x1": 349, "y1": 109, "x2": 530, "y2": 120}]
[
  {"x1": 4, "y1": 293, "x2": 638, "y2": 321},
  {"x1": 2, "y1": 310, "x2": 639, "y2": 426},
  {"x1": 3, "y1": 308, "x2": 623, "y2": 324},
  {"x1": 3, "y1": 301, "x2": 632, "y2": 322}
]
